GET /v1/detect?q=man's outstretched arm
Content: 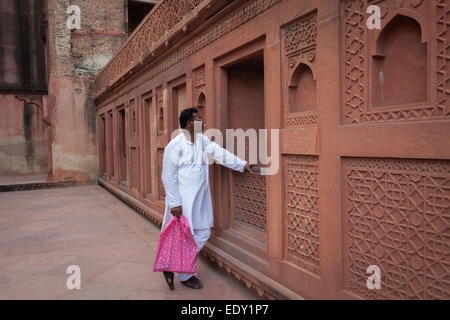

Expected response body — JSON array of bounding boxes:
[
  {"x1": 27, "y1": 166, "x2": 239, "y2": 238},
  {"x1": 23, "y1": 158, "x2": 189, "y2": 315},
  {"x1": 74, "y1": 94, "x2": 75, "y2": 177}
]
[{"x1": 203, "y1": 136, "x2": 254, "y2": 173}]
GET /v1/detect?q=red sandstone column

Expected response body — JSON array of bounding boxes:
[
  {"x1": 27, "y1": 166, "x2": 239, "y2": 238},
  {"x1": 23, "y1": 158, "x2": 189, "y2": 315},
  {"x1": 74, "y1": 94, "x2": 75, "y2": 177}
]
[
  {"x1": 316, "y1": 0, "x2": 341, "y2": 289},
  {"x1": 265, "y1": 4, "x2": 283, "y2": 262}
]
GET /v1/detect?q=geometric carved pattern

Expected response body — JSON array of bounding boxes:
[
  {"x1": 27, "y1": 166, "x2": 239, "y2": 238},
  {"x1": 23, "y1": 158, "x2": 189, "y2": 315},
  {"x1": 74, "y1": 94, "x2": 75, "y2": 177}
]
[
  {"x1": 194, "y1": 67, "x2": 206, "y2": 102},
  {"x1": 282, "y1": 11, "x2": 318, "y2": 128},
  {"x1": 342, "y1": 0, "x2": 368, "y2": 124},
  {"x1": 342, "y1": 0, "x2": 450, "y2": 124},
  {"x1": 96, "y1": 0, "x2": 282, "y2": 97},
  {"x1": 194, "y1": 67, "x2": 206, "y2": 90},
  {"x1": 436, "y1": 0, "x2": 450, "y2": 116},
  {"x1": 285, "y1": 155, "x2": 320, "y2": 275},
  {"x1": 232, "y1": 172, "x2": 266, "y2": 230},
  {"x1": 284, "y1": 11, "x2": 317, "y2": 54},
  {"x1": 344, "y1": 158, "x2": 450, "y2": 299},
  {"x1": 285, "y1": 111, "x2": 318, "y2": 127}
]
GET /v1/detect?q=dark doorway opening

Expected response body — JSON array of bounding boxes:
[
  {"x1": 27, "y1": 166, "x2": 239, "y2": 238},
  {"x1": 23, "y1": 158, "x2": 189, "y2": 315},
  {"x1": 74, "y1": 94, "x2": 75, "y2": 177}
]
[{"x1": 224, "y1": 50, "x2": 267, "y2": 244}]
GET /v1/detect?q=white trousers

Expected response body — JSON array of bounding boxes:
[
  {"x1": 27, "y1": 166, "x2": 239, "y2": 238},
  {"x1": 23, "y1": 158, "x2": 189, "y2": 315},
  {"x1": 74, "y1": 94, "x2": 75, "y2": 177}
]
[{"x1": 175, "y1": 228, "x2": 211, "y2": 282}]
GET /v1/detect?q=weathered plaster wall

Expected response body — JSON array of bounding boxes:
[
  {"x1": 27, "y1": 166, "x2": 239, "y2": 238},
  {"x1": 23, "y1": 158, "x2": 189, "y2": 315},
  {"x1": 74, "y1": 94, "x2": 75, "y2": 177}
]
[
  {"x1": 49, "y1": 75, "x2": 98, "y2": 182},
  {"x1": 0, "y1": 94, "x2": 48, "y2": 174}
]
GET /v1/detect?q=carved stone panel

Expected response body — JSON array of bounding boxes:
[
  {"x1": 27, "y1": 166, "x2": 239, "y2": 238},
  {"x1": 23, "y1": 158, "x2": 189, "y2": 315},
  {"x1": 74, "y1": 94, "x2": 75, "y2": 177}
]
[
  {"x1": 193, "y1": 66, "x2": 206, "y2": 118},
  {"x1": 282, "y1": 10, "x2": 318, "y2": 128},
  {"x1": 285, "y1": 155, "x2": 320, "y2": 276},
  {"x1": 342, "y1": 0, "x2": 449, "y2": 124},
  {"x1": 232, "y1": 172, "x2": 267, "y2": 230},
  {"x1": 194, "y1": 67, "x2": 206, "y2": 97},
  {"x1": 344, "y1": 157, "x2": 450, "y2": 299},
  {"x1": 436, "y1": 0, "x2": 449, "y2": 116}
]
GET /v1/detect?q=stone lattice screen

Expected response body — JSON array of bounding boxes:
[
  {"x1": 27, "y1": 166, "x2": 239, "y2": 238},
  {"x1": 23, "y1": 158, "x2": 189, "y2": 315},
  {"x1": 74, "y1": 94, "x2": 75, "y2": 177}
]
[{"x1": 232, "y1": 172, "x2": 267, "y2": 230}]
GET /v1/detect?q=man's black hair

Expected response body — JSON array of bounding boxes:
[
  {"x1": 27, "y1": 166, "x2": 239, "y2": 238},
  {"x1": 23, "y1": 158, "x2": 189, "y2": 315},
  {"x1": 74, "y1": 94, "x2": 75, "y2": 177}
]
[{"x1": 179, "y1": 107, "x2": 198, "y2": 129}]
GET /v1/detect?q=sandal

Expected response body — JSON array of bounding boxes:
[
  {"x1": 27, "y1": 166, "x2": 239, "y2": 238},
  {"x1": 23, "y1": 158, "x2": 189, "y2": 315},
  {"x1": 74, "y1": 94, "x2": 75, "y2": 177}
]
[
  {"x1": 163, "y1": 271, "x2": 175, "y2": 290},
  {"x1": 181, "y1": 276, "x2": 203, "y2": 289}
]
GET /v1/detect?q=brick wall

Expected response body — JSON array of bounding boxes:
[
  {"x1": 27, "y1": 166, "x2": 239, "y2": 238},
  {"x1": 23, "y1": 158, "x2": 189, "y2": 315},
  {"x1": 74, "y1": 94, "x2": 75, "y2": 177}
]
[{"x1": 46, "y1": 0, "x2": 127, "y2": 182}]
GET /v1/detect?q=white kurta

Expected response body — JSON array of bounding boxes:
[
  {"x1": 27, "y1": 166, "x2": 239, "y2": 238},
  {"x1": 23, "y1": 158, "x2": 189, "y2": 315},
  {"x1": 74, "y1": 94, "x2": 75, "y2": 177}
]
[{"x1": 161, "y1": 132, "x2": 246, "y2": 235}]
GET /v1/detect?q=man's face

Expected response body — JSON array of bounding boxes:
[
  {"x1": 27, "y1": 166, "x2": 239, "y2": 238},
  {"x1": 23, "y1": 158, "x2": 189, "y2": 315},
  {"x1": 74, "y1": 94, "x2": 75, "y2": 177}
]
[{"x1": 187, "y1": 113, "x2": 204, "y2": 132}]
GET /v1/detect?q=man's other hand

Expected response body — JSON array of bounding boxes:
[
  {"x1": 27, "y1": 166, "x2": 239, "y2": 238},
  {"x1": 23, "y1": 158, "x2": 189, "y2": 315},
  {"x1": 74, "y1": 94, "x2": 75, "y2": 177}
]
[
  {"x1": 244, "y1": 162, "x2": 255, "y2": 174},
  {"x1": 171, "y1": 206, "x2": 182, "y2": 219}
]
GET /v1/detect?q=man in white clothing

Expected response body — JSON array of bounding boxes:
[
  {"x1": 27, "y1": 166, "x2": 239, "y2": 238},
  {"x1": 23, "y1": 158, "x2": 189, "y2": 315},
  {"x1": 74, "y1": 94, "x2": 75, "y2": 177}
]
[{"x1": 160, "y1": 107, "x2": 253, "y2": 290}]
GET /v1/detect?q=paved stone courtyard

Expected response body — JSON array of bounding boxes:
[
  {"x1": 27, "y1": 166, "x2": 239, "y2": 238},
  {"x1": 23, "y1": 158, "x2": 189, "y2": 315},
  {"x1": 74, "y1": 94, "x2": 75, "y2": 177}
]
[{"x1": 0, "y1": 185, "x2": 259, "y2": 300}]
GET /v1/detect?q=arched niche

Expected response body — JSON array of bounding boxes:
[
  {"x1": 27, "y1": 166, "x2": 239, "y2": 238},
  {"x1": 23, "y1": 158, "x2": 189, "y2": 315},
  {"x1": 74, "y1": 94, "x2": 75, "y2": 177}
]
[
  {"x1": 288, "y1": 62, "x2": 317, "y2": 113},
  {"x1": 196, "y1": 92, "x2": 206, "y2": 119},
  {"x1": 371, "y1": 14, "x2": 427, "y2": 108},
  {"x1": 157, "y1": 106, "x2": 164, "y2": 135},
  {"x1": 131, "y1": 109, "x2": 137, "y2": 133}
]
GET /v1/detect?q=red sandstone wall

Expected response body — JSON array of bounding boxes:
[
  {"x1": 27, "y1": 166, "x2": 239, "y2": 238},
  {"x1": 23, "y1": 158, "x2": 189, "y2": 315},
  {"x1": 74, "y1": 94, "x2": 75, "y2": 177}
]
[{"x1": 94, "y1": 0, "x2": 450, "y2": 300}]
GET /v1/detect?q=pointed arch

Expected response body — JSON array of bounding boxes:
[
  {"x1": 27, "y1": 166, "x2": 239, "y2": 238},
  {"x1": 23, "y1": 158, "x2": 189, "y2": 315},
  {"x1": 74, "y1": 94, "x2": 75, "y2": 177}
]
[
  {"x1": 371, "y1": 14, "x2": 427, "y2": 108},
  {"x1": 288, "y1": 63, "x2": 317, "y2": 113},
  {"x1": 196, "y1": 92, "x2": 206, "y2": 119}
]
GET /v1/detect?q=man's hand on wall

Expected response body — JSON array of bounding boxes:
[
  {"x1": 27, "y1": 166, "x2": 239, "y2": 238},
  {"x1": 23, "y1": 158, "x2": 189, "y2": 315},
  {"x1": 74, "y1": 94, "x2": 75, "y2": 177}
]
[
  {"x1": 171, "y1": 206, "x2": 182, "y2": 219},
  {"x1": 244, "y1": 162, "x2": 255, "y2": 174}
]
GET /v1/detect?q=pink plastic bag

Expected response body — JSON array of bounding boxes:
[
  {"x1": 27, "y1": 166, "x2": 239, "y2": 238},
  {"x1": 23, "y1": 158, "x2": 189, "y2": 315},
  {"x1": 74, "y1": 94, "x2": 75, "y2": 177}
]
[{"x1": 152, "y1": 215, "x2": 198, "y2": 274}]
